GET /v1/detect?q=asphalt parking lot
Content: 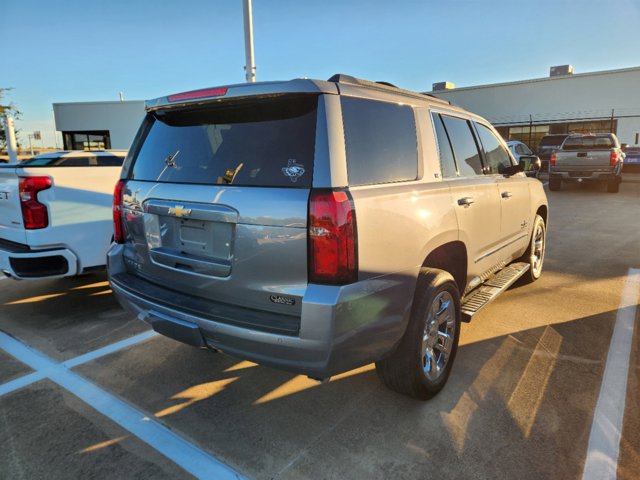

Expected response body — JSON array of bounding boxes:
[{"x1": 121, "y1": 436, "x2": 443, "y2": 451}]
[{"x1": 1, "y1": 180, "x2": 639, "y2": 480}]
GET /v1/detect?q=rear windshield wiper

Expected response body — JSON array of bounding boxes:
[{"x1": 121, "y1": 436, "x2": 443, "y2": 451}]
[{"x1": 156, "y1": 150, "x2": 180, "y2": 181}]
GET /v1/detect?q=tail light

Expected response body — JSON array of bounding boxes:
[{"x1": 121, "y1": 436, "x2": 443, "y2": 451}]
[
  {"x1": 113, "y1": 180, "x2": 126, "y2": 243},
  {"x1": 19, "y1": 176, "x2": 52, "y2": 229},
  {"x1": 308, "y1": 190, "x2": 358, "y2": 285},
  {"x1": 610, "y1": 150, "x2": 618, "y2": 166},
  {"x1": 550, "y1": 152, "x2": 557, "y2": 167}
]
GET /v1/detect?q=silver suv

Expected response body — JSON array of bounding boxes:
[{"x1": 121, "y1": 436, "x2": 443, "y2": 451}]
[{"x1": 108, "y1": 75, "x2": 548, "y2": 399}]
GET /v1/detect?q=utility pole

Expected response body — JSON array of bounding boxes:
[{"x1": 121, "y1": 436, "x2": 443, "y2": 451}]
[{"x1": 243, "y1": 0, "x2": 256, "y2": 82}]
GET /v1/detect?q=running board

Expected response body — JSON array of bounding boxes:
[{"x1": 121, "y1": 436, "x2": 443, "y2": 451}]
[{"x1": 460, "y1": 262, "x2": 530, "y2": 322}]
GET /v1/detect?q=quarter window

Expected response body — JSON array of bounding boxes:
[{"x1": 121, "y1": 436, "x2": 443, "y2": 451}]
[
  {"x1": 341, "y1": 97, "x2": 418, "y2": 186},
  {"x1": 431, "y1": 113, "x2": 457, "y2": 178},
  {"x1": 440, "y1": 115, "x2": 483, "y2": 176},
  {"x1": 475, "y1": 123, "x2": 513, "y2": 174}
]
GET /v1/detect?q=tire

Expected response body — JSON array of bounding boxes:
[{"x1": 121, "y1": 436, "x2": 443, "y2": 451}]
[
  {"x1": 376, "y1": 269, "x2": 461, "y2": 400},
  {"x1": 606, "y1": 178, "x2": 620, "y2": 193},
  {"x1": 518, "y1": 214, "x2": 546, "y2": 284},
  {"x1": 549, "y1": 177, "x2": 561, "y2": 191}
]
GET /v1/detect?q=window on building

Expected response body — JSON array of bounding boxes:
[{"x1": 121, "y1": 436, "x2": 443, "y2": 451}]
[
  {"x1": 508, "y1": 125, "x2": 549, "y2": 152},
  {"x1": 431, "y1": 113, "x2": 457, "y2": 178},
  {"x1": 440, "y1": 115, "x2": 483, "y2": 177},
  {"x1": 63, "y1": 131, "x2": 111, "y2": 150},
  {"x1": 341, "y1": 97, "x2": 418, "y2": 186}
]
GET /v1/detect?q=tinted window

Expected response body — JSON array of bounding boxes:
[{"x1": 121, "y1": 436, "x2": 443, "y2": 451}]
[
  {"x1": 440, "y1": 115, "x2": 483, "y2": 176},
  {"x1": 431, "y1": 113, "x2": 457, "y2": 178},
  {"x1": 130, "y1": 95, "x2": 318, "y2": 187},
  {"x1": 538, "y1": 135, "x2": 568, "y2": 147},
  {"x1": 342, "y1": 97, "x2": 417, "y2": 186},
  {"x1": 58, "y1": 157, "x2": 92, "y2": 166},
  {"x1": 515, "y1": 144, "x2": 525, "y2": 155},
  {"x1": 475, "y1": 123, "x2": 513, "y2": 174},
  {"x1": 96, "y1": 155, "x2": 125, "y2": 166}
]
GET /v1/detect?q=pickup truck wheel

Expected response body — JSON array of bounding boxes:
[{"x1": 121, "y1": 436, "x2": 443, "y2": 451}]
[
  {"x1": 606, "y1": 178, "x2": 620, "y2": 193},
  {"x1": 549, "y1": 177, "x2": 561, "y2": 191},
  {"x1": 519, "y1": 214, "x2": 546, "y2": 283},
  {"x1": 375, "y1": 269, "x2": 461, "y2": 400}
]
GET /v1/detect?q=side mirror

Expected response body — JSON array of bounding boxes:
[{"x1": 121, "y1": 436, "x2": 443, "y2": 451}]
[
  {"x1": 519, "y1": 155, "x2": 541, "y2": 171},
  {"x1": 518, "y1": 155, "x2": 541, "y2": 177},
  {"x1": 621, "y1": 143, "x2": 628, "y2": 151}
]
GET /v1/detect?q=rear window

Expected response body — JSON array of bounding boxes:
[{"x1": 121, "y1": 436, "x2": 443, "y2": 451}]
[
  {"x1": 341, "y1": 97, "x2": 417, "y2": 186},
  {"x1": 562, "y1": 135, "x2": 616, "y2": 150},
  {"x1": 130, "y1": 95, "x2": 318, "y2": 187},
  {"x1": 20, "y1": 156, "x2": 94, "y2": 166},
  {"x1": 96, "y1": 155, "x2": 125, "y2": 166}
]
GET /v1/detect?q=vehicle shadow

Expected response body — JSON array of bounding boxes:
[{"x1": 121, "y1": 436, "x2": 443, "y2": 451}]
[
  {"x1": 0, "y1": 272, "x2": 147, "y2": 360},
  {"x1": 73, "y1": 306, "x2": 620, "y2": 480}
]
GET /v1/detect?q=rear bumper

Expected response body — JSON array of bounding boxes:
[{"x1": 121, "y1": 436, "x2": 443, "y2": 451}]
[
  {"x1": 550, "y1": 168, "x2": 620, "y2": 182},
  {"x1": 107, "y1": 244, "x2": 414, "y2": 378},
  {"x1": 0, "y1": 242, "x2": 78, "y2": 279}
]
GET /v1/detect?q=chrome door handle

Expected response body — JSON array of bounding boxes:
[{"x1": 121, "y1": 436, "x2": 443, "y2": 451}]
[
  {"x1": 501, "y1": 191, "x2": 513, "y2": 199},
  {"x1": 457, "y1": 196, "x2": 475, "y2": 207}
]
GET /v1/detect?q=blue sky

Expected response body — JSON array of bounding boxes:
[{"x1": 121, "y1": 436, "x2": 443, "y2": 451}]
[{"x1": 4, "y1": 0, "x2": 640, "y2": 147}]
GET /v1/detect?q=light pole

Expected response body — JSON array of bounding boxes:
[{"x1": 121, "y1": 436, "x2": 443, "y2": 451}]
[{"x1": 243, "y1": 0, "x2": 256, "y2": 82}]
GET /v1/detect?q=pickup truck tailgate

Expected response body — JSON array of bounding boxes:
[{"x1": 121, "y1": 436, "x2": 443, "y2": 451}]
[
  {"x1": 0, "y1": 167, "x2": 26, "y2": 244},
  {"x1": 555, "y1": 150, "x2": 611, "y2": 167}
]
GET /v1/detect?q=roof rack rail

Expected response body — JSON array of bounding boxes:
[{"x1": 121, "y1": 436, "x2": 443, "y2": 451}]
[{"x1": 327, "y1": 74, "x2": 450, "y2": 104}]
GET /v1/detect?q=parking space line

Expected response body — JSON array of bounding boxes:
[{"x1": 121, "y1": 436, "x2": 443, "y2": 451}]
[
  {"x1": 582, "y1": 268, "x2": 640, "y2": 480},
  {"x1": 63, "y1": 330, "x2": 157, "y2": 368},
  {"x1": 0, "y1": 331, "x2": 246, "y2": 479},
  {"x1": 0, "y1": 371, "x2": 45, "y2": 397}
]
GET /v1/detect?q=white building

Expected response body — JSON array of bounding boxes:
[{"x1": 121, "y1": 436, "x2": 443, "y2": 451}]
[
  {"x1": 53, "y1": 101, "x2": 145, "y2": 151},
  {"x1": 428, "y1": 65, "x2": 640, "y2": 150}
]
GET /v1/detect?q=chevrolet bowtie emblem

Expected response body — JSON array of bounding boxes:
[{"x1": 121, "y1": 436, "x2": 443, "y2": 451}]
[{"x1": 168, "y1": 205, "x2": 192, "y2": 218}]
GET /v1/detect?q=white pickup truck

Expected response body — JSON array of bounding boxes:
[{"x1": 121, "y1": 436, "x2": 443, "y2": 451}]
[{"x1": 0, "y1": 150, "x2": 126, "y2": 279}]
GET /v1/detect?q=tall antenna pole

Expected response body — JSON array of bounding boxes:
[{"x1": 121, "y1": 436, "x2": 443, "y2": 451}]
[{"x1": 243, "y1": 0, "x2": 256, "y2": 82}]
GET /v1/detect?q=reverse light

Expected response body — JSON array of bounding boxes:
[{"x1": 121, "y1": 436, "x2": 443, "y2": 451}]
[
  {"x1": 550, "y1": 151, "x2": 557, "y2": 167},
  {"x1": 167, "y1": 87, "x2": 228, "y2": 102},
  {"x1": 308, "y1": 190, "x2": 358, "y2": 285},
  {"x1": 19, "y1": 176, "x2": 52, "y2": 229},
  {"x1": 113, "y1": 180, "x2": 126, "y2": 243}
]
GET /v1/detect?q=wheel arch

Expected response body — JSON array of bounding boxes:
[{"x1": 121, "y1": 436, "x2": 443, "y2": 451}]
[{"x1": 421, "y1": 241, "x2": 468, "y2": 294}]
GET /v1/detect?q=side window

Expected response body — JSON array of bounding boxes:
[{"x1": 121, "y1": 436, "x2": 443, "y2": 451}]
[
  {"x1": 515, "y1": 144, "x2": 525, "y2": 155},
  {"x1": 431, "y1": 113, "x2": 457, "y2": 178},
  {"x1": 440, "y1": 115, "x2": 483, "y2": 176},
  {"x1": 341, "y1": 97, "x2": 418, "y2": 186},
  {"x1": 523, "y1": 144, "x2": 533, "y2": 155},
  {"x1": 475, "y1": 123, "x2": 514, "y2": 174}
]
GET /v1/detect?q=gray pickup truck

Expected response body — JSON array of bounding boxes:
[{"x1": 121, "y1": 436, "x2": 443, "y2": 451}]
[{"x1": 549, "y1": 133, "x2": 624, "y2": 193}]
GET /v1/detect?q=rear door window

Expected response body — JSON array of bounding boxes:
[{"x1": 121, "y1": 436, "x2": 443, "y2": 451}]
[
  {"x1": 440, "y1": 115, "x2": 484, "y2": 176},
  {"x1": 130, "y1": 95, "x2": 318, "y2": 187},
  {"x1": 341, "y1": 97, "x2": 417, "y2": 186},
  {"x1": 475, "y1": 123, "x2": 514, "y2": 174}
]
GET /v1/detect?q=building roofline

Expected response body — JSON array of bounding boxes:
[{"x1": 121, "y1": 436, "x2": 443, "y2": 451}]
[{"x1": 425, "y1": 65, "x2": 640, "y2": 94}]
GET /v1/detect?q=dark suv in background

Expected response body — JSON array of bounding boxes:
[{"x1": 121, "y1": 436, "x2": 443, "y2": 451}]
[{"x1": 537, "y1": 134, "x2": 569, "y2": 170}]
